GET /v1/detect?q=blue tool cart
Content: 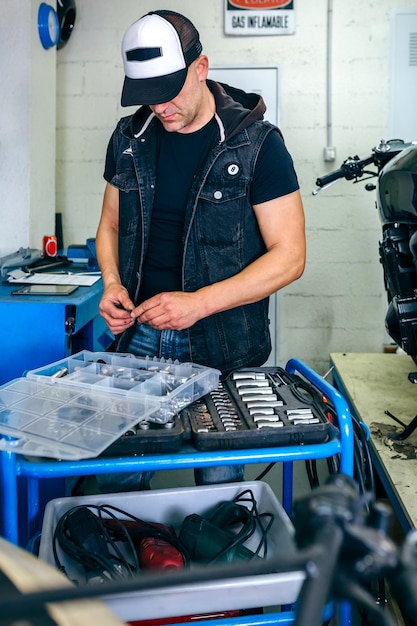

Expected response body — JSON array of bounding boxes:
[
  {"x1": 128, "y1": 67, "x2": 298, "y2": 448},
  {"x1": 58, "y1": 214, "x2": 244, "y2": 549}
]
[{"x1": 0, "y1": 358, "x2": 354, "y2": 626}]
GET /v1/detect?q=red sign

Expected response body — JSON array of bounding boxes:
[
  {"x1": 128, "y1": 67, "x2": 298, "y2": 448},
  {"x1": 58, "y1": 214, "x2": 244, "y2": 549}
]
[
  {"x1": 228, "y1": 0, "x2": 292, "y2": 8},
  {"x1": 225, "y1": 0, "x2": 295, "y2": 35}
]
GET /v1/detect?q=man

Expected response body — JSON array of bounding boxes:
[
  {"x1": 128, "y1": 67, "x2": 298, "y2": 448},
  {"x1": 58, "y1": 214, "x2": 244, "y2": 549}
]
[{"x1": 96, "y1": 10, "x2": 306, "y2": 488}]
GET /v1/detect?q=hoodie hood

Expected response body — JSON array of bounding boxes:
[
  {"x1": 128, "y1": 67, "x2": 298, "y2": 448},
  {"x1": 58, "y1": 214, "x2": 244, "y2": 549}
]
[{"x1": 207, "y1": 79, "x2": 266, "y2": 141}]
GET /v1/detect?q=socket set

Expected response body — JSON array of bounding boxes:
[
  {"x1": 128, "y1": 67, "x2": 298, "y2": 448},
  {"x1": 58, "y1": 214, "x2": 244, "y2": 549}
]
[{"x1": 181, "y1": 367, "x2": 335, "y2": 451}]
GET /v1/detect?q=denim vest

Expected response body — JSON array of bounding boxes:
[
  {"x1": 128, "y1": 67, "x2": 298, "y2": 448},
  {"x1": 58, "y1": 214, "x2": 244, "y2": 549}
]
[{"x1": 108, "y1": 111, "x2": 278, "y2": 375}]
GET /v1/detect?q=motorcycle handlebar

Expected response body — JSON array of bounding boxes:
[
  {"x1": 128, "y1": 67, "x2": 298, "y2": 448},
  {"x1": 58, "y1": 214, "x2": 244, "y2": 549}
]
[
  {"x1": 293, "y1": 522, "x2": 344, "y2": 626},
  {"x1": 315, "y1": 154, "x2": 375, "y2": 188},
  {"x1": 314, "y1": 139, "x2": 413, "y2": 192},
  {"x1": 315, "y1": 167, "x2": 349, "y2": 188},
  {"x1": 292, "y1": 475, "x2": 417, "y2": 626},
  {"x1": 389, "y1": 532, "x2": 417, "y2": 626}
]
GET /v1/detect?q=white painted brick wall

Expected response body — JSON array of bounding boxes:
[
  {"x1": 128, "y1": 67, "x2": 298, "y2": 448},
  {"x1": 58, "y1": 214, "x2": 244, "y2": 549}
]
[
  {"x1": 0, "y1": 0, "x2": 56, "y2": 255},
  {"x1": 56, "y1": 0, "x2": 416, "y2": 373}
]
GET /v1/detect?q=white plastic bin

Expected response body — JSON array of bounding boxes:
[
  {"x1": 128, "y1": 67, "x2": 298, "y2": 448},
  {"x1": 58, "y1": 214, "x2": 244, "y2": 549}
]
[{"x1": 38, "y1": 481, "x2": 304, "y2": 622}]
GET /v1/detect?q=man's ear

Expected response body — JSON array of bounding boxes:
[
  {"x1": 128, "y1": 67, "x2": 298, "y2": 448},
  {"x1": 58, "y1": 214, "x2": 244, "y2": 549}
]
[{"x1": 195, "y1": 55, "x2": 209, "y2": 82}]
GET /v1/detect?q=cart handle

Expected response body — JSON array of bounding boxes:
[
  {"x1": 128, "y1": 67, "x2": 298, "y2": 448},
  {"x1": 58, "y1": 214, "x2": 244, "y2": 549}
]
[{"x1": 285, "y1": 358, "x2": 354, "y2": 476}]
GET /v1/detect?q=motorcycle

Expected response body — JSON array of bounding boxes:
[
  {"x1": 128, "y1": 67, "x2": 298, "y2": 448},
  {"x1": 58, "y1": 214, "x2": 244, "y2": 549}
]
[{"x1": 314, "y1": 138, "x2": 417, "y2": 380}]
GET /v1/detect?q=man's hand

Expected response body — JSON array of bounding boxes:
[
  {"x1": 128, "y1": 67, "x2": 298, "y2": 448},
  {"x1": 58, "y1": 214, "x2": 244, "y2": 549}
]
[
  {"x1": 99, "y1": 285, "x2": 136, "y2": 335},
  {"x1": 132, "y1": 291, "x2": 202, "y2": 330}
]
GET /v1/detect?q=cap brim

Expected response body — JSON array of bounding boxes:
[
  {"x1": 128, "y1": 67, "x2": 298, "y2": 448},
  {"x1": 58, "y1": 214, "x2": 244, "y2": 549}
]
[{"x1": 121, "y1": 67, "x2": 187, "y2": 106}]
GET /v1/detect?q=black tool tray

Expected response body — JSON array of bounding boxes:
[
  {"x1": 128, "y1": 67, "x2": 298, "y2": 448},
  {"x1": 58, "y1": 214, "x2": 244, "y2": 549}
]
[
  {"x1": 101, "y1": 414, "x2": 185, "y2": 457},
  {"x1": 182, "y1": 367, "x2": 335, "y2": 451}
]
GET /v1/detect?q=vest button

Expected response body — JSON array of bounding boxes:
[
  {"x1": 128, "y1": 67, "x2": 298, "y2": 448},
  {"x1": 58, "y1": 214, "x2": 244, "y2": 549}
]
[{"x1": 214, "y1": 190, "x2": 223, "y2": 200}]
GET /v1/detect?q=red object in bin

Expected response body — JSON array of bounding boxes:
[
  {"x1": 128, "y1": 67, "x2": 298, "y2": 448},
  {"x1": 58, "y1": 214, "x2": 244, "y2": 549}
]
[
  {"x1": 102, "y1": 518, "x2": 184, "y2": 570},
  {"x1": 129, "y1": 609, "x2": 259, "y2": 625},
  {"x1": 138, "y1": 536, "x2": 183, "y2": 571}
]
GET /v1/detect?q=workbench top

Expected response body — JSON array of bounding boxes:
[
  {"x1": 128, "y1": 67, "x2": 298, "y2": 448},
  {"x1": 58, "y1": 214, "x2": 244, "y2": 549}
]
[{"x1": 330, "y1": 352, "x2": 417, "y2": 530}]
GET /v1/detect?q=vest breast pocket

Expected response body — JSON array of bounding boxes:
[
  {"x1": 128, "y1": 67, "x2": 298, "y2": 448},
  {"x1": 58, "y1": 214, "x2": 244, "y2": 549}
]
[{"x1": 197, "y1": 181, "x2": 248, "y2": 246}]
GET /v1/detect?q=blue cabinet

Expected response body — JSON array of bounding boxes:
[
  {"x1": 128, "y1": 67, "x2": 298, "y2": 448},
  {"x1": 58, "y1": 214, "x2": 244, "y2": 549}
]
[{"x1": 0, "y1": 280, "x2": 113, "y2": 384}]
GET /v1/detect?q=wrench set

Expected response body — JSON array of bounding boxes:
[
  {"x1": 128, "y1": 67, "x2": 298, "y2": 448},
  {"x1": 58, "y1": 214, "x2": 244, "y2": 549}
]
[{"x1": 182, "y1": 367, "x2": 334, "y2": 451}]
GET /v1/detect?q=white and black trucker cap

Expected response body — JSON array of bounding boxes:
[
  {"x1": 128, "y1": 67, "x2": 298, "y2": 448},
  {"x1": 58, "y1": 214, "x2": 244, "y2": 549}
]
[{"x1": 121, "y1": 10, "x2": 203, "y2": 107}]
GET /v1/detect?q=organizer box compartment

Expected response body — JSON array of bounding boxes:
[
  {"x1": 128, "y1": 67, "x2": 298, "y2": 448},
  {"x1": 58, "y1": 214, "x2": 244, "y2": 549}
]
[
  {"x1": 27, "y1": 350, "x2": 221, "y2": 424},
  {"x1": 0, "y1": 377, "x2": 159, "y2": 460}
]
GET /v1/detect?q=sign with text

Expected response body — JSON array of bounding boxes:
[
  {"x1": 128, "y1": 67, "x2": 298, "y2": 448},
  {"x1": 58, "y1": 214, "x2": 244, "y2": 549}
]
[{"x1": 225, "y1": 0, "x2": 295, "y2": 36}]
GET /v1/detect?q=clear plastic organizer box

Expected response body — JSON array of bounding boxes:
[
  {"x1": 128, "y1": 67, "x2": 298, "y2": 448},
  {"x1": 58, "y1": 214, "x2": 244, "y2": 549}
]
[
  {"x1": 38, "y1": 481, "x2": 305, "y2": 622},
  {"x1": 27, "y1": 350, "x2": 221, "y2": 425},
  {"x1": 0, "y1": 377, "x2": 160, "y2": 460}
]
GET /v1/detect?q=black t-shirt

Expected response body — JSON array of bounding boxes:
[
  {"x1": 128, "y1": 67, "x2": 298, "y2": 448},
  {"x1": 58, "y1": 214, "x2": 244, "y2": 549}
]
[{"x1": 104, "y1": 118, "x2": 299, "y2": 300}]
